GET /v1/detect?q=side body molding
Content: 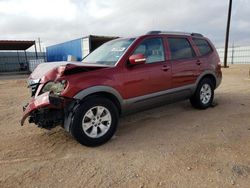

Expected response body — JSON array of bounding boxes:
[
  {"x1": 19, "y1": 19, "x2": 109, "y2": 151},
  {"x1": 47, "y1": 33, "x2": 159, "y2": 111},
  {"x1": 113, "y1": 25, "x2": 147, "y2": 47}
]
[{"x1": 63, "y1": 71, "x2": 220, "y2": 132}]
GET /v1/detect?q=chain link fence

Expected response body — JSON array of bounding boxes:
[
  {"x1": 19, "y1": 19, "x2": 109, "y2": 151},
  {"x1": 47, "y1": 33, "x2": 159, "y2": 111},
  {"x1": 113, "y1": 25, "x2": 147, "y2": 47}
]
[
  {"x1": 0, "y1": 52, "x2": 46, "y2": 72},
  {"x1": 0, "y1": 45, "x2": 249, "y2": 73},
  {"x1": 217, "y1": 45, "x2": 250, "y2": 64}
]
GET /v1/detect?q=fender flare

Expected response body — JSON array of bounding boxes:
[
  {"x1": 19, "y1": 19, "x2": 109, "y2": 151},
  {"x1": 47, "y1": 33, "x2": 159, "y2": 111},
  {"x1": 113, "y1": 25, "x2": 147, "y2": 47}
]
[
  {"x1": 73, "y1": 85, "x2": 123, "y2": 104},
  {"x1": 193, "y1": 70, "x2": 219, "y2": 92}
]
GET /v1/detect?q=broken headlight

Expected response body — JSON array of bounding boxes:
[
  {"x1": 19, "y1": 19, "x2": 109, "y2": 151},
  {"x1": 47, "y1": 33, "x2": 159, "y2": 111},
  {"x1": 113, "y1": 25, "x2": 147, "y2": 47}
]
[{"x1": 42, "y1": 80, "x2": 66, "y2": 95}]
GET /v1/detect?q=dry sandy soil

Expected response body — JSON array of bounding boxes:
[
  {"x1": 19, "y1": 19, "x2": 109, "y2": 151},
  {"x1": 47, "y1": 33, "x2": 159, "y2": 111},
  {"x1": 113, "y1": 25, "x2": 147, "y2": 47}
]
[{"x1": 0, "y1": 65, "x2": 250, "y2": 188}]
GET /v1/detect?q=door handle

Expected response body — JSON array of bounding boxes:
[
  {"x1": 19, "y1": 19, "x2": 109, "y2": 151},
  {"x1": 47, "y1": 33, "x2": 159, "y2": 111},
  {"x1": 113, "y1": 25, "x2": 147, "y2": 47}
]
[
  {"x1": 161, "y1": 65, "x2": 170, "y2": 71},
  {"x1": 196, "y1": 60, "x2": 201, "y2": 65}
]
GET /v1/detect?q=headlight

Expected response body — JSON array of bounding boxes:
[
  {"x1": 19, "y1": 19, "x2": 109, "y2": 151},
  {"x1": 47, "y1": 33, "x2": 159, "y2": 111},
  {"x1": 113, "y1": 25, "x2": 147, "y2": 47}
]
[
  {"x1": 42, "y1": 80, "x2": 66, "y2": 95},
  {"x1": 28, "y1": 79, "x2": 40, "y2": 87}
]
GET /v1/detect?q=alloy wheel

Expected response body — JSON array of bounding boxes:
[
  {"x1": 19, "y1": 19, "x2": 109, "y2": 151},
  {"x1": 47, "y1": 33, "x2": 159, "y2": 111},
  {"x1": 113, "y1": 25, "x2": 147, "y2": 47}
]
[{"x1": 82, "y1": 106, "x2": 112, "y2": 138}]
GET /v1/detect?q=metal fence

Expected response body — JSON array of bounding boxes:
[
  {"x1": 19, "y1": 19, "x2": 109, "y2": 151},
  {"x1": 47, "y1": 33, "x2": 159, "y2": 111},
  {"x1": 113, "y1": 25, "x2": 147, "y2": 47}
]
[
  {"x1": 0, "y1": 45, "x2": 249, "y2": 73},
  {"x1": 217, "y1": 45, "x2": 250, "y2": 64},
  {"x1": 0, "y1": 52, "x2": 46, "y2": 72}
]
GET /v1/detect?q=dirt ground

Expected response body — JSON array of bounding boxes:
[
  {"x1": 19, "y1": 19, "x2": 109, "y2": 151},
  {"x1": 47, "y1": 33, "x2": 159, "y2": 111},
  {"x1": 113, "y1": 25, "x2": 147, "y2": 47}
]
[{"x1": 0, "y1": 65, "x2": 250, "y2": 188}]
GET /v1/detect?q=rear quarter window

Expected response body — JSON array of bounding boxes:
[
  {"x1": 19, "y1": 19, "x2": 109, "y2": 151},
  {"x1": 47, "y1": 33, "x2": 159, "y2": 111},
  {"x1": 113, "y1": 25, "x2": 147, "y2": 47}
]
[
  {"x1": 168, "y1": 38, "x2": 195, "y2": 60},
  {"x1": 193, "y1": 38, "x2": 213, "y2": 56}
]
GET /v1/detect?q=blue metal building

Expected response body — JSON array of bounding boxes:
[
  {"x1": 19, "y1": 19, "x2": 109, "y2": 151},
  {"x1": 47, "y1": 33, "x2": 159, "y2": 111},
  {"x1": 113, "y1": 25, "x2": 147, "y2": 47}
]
[{"x1": 46, "y1": 35, "x2": 118, "y2": 62}]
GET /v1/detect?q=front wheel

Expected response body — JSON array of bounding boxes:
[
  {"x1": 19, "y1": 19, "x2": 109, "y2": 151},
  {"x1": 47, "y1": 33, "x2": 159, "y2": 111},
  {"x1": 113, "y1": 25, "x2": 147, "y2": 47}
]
[
  {"x1": 70, "y1": 96, "x2": 119, "y2": 147},
  {"x1": 190, "y1": 78, "x2": 214, "y2": 109}
]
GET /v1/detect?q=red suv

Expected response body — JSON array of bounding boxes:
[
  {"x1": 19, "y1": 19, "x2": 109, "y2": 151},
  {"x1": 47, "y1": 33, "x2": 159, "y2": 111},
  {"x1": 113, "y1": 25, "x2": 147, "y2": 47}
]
[{"x1": 21, "y1": 31, "x2": 222, "y2": 146}]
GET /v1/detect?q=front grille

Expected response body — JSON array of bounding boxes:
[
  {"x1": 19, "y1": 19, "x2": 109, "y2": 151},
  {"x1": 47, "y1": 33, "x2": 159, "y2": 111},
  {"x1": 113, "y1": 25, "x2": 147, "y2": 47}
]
[{"x1": 28, "y1": 79, "x2": 40, "y2": 97}]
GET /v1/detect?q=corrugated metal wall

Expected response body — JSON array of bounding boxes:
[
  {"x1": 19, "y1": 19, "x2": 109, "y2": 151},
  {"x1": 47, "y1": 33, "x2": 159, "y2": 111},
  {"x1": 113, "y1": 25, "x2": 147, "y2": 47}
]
[
  {"x1": 46, "y1": 38, "x2": 82, "y2": 62},
  {"x1": 46, "y1": 35, "x2": 118, "y2": 62}
]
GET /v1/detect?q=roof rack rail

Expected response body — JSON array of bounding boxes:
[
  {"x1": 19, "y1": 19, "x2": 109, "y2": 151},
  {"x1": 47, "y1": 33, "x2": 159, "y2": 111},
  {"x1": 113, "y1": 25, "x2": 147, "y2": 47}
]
[
  {"x1": 146, "y1": 31, "x2": 203, "y2": 37},
  {"x1": 191, "y1": 33, "x2": 203, "y2": 37},
  {"x1": 146, "y1": 31, "x2": 162, "y2": 34}
]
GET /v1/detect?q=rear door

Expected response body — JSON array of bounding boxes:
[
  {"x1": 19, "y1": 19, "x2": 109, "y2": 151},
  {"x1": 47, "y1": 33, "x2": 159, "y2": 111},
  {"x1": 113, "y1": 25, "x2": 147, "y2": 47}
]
[{"x1": 166, "y1": 36, "x2": 200, "y2": 88}]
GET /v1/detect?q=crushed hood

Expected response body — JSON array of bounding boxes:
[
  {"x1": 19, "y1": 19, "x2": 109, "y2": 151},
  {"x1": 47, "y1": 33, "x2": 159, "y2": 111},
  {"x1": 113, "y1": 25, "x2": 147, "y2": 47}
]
[{"x1": 29, "y1": 61, "x2": 112, "y2": 80}]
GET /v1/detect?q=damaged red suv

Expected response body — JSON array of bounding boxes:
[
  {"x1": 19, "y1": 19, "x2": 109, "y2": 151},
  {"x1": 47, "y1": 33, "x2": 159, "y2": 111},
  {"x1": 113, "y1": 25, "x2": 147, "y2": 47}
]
[{"x1": 21, "y1": 31, "x2": 222, "y2": 146}]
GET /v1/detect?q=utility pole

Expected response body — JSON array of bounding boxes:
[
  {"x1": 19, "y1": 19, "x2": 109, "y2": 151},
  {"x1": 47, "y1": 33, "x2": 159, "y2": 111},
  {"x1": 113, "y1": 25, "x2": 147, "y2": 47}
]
[
  {"x1": 224, "y1": 0, "x2": 233, "y2": 68},
  {"x1": 38, "y1": 37, "x2": 42, "y2": 53},
  {"x1": 231, "y1": 42, "x2": 234, "y2": 64},
  {"x1": 34, "y1": 41, "x2": 38, "y2": 60}
]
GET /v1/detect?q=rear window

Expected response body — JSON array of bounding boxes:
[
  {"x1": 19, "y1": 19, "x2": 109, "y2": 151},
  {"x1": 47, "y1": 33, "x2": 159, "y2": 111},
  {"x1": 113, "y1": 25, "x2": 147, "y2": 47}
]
[
  {"x1": 193, "y1": 38, "x2": 213, "y2": 56},
  {"x1": 168, "y1": 38, "x2": 195, "y2": 60}
]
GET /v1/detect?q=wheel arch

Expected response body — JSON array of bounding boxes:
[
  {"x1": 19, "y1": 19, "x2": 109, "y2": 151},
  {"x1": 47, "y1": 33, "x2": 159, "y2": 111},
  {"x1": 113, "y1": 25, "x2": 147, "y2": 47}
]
[
  {"x1": 64, "y1": 86, "x2": 123, "y2": 133},
  {"x1": 81, "y1": 91, "x2": 122, "y2": 115},
  {"x1": 200, "y1": 74, "x2": 216, "y2": 88},
  {"x1": 195, "y1": 71, "x2": 217, "y2": 90},
  {"x1": 73, "y1": 86, "x2": 123, "y2": 114}
]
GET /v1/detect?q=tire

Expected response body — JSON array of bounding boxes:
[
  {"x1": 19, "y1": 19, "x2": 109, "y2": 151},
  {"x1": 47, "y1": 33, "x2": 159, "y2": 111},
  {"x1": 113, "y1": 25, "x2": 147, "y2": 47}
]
[
  {"x1": 190, "y1": 78, "x2": 214, "y2": 109},
  {"x1": 70, "y1": 96, "x2": 119, "y2": 147}
]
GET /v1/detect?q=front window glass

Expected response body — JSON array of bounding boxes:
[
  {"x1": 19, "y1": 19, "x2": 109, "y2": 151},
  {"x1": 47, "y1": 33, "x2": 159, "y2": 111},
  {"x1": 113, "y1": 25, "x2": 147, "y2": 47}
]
[
  {"x1": 82, "y1": 38, "x2": 135, "y2": 65},
  {"x1": 133, "y1": 38, "x2": 165, "y2": 64}
]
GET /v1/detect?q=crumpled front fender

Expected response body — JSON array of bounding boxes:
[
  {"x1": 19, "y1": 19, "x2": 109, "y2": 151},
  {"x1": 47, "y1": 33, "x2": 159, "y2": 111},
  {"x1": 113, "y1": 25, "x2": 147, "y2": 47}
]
[{"x1": 20, "y1": 92, "x2": 63, "y2": 126}]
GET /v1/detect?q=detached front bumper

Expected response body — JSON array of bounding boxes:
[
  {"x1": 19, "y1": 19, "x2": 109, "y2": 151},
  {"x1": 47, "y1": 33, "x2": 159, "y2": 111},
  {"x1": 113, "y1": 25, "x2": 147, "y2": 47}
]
[{"x1": 21, "y1": 92, "x2": 64, "y2": 126}]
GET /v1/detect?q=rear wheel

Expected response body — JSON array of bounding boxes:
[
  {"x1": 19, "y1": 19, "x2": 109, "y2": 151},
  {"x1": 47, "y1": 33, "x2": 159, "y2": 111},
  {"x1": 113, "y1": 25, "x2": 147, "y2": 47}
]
[
  {"x1": 70, "y1": 96, "x2": 119, "y2": 147},
  {"x1": 190, "y1": 78, "x2": 214, "y2": 109}
]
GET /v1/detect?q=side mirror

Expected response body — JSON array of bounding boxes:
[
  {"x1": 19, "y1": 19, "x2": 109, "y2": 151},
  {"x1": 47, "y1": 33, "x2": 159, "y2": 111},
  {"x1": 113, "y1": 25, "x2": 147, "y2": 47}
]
[{"x1": 129, "y1": 54, "x2": 146, "y2": 65}]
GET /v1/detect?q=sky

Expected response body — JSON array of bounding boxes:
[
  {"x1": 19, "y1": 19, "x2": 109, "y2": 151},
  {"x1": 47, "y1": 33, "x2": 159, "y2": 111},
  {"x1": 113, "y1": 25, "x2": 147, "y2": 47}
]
[{"x1": 0, "y1": 0, "x2": 249, "y2": 50}]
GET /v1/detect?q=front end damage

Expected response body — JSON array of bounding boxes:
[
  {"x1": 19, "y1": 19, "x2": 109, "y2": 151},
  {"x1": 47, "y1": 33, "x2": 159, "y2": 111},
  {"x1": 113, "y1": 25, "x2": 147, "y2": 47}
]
[
  {"x1": 21, "y1": 92, "x2": 74, "y2": 129},
  {"x1": 21, "y1": 61, "x2": 110, "y2": 130},
  {"x1": 20, "y1": 63, "x2": 73, "y2": 130}
]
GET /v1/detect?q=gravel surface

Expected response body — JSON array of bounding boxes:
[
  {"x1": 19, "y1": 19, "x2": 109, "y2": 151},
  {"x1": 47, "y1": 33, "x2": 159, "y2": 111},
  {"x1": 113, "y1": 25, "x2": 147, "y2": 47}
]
[{"x1": 0, "y1": 65, "x2": 250, "y2": 188}]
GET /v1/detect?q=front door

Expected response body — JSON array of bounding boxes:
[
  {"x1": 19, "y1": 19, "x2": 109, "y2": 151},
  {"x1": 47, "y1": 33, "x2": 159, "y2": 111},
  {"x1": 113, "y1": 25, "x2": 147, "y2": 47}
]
[{"x1": 123, "y1": 37, "x2": 171, "y2": 99}]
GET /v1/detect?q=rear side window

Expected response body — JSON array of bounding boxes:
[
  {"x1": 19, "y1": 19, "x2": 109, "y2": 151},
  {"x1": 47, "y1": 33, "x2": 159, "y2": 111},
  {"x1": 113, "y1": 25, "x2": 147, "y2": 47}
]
[
  {"x1": 193, "y1": 38, "x2": 213, "y2": 56},
  {"x1": 168, "y1": 38, "x2": 195, "y2": 60}
]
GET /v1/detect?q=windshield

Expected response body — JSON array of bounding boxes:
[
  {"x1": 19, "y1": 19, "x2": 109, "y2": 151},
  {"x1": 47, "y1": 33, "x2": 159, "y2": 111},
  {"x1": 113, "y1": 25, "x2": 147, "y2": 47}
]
[{"x1": 82, "y1": 38, "x2": 135, "y2": 65}]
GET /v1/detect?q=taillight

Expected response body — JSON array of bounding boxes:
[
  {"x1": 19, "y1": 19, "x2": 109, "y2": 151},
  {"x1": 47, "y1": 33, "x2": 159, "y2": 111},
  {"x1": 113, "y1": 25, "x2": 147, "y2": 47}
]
[
  {"x1": 218, "y1": 62, "x2": 222, "y2": 69},
  {"x1": 216, "y1": 62, "x2": 222, "y2": 75}
]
